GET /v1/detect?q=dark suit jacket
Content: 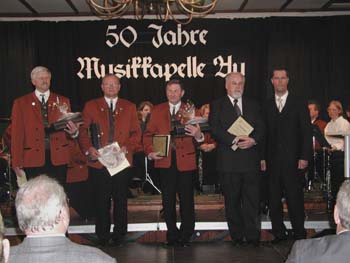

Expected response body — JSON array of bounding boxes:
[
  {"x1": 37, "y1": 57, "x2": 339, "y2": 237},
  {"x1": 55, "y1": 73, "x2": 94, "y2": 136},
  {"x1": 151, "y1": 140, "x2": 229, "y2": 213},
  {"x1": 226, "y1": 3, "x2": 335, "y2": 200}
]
[
  {"x1": 262, "y1": 93, "x2": 312, "y2": 167},
  {"x1": 286, "y1": 231, "x2": 350, "y2": 263},
  {"x1": 79, "y1": 97, "x2": 142, "y2": 169},
  {"x1": 143, "y1": 102, "x2": 198, "y2": 172},
  {"x1": 9, "y1": 236, "x2": 116, "y2": 263},
  {"x1": 209, "y1": 96, "x2": 264, "y2": 173},
  {"x1": 11, "y1": 92, "x2": 72, "y2": 168}
]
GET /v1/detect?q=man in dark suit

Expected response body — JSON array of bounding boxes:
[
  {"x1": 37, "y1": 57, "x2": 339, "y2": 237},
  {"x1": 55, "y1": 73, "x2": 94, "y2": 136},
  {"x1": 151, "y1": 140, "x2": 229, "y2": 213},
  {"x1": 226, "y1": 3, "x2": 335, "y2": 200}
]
[
  {"x1": 9, "y1": 175, "x2": 116, "y2": 263},
  {"x1": 11, "y1": 66, "x2": 79, "y2": 186},
  {"x1": 79, "y1": 74, "x2": 141, "y2": 246},
  {"x1": 143, "y1": 79, "x2": 203, "y2": 247},
  {"x1": 261, "y1": 68, "x2": 312, "y2": 242},
  {"x1": 209, "y1": 72, "x2": 264, "y2": 246},
  {"x1": 286, "y1": 180, "x2": 350, "y2": 263}
]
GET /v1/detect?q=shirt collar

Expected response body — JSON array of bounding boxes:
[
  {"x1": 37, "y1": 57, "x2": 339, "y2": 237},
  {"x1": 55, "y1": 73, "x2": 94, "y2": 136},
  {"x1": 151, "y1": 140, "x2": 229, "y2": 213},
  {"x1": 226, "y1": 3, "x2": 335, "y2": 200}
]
[
  {"x1": 275, "y1": 91, "x2": 288, "y2": 102},
  {"x1": 27, "y1": 233, "x2": 66, "y2": 238},
  {"x1": 104, "y1": 96, "x2": 118, "y2": 106},
  {"x1": 169, "y1": 101, "x2": 181, "y2": 113},
  {"x1": 35, "y1": 89, "x2": 50, "y2": 103}
]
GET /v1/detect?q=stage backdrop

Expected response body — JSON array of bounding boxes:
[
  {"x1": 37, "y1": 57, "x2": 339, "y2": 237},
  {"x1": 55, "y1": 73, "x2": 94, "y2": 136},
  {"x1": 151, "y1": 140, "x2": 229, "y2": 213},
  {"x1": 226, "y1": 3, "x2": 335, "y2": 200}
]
[{"x1": 0, "y1": 16, "x2": 350, "y2": 119}]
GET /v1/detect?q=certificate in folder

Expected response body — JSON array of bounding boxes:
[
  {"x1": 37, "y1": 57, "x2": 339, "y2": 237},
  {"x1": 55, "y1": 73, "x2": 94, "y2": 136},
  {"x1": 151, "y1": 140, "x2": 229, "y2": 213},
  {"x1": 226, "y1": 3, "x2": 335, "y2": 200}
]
[
  {"x1": 227, "y1": 116, "x2": 254, "y2": 151},
  {"x1": 153, "y1": 135, "x2": 171, "y2": 157}
]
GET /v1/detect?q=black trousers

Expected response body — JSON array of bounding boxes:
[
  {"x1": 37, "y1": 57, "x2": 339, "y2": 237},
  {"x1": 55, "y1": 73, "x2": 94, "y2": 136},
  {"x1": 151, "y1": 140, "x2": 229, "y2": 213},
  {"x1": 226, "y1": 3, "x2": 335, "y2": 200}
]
[
  {"x1": 24, "y1": 150, "x2": 67, "y2": 187},
  {"x1": 158, "y1": 153, "x2": 195, "y2": 243},
  {"x1": 268, "y1": 160, "x2": 306, "y2": 239},
  {"x1": 220, "y1": 171, "x2": 260, "y2": 241},
  {"x1": 89, "y1": 166, "x2": 130, "y2": 241},
  {"x1": 330, "y1": 151, "x2": 345, "y2": 203}
]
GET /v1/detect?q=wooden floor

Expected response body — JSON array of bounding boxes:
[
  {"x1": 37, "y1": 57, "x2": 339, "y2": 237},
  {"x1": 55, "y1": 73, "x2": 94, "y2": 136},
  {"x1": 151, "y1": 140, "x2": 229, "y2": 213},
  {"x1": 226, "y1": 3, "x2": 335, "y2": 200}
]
[
  {"x1": 3, "y1": 187, "x2": 336, "y2": 262},
  {"x1": 101, "y1": 241, "x2": 296, "y2": 263}
]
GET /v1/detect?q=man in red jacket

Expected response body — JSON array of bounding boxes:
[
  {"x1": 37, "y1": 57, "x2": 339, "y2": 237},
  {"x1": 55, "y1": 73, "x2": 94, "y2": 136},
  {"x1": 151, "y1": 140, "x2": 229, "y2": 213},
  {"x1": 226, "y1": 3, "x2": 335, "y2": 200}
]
[
  {"x1": 79, "y1": 74, "x2": 141, "y2": 246},
  {"x1": 143, "y1": 79, "x2": 203, "y2": 247},
  {"x1": 11, "y1": 66, "x2": 78, "y2": 186}
]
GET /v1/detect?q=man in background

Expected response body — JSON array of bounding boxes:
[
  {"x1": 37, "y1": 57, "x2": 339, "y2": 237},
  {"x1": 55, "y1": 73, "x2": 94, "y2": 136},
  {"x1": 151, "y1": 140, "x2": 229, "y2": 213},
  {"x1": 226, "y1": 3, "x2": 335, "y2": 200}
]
[
  {"x1": 307, "y1": 100, "x2": 327, "y2": 189},
  {"x1": 9, "y1": 175, "x2": 116, "y2": 263},
  {"x1": 286, "y1": 180, "x2": 350, "y2": 262}
]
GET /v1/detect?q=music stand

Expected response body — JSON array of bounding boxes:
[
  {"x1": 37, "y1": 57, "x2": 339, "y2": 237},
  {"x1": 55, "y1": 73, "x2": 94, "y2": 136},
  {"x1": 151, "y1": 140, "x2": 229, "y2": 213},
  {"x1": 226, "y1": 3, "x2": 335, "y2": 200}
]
[{"x1": 312, "y1": 125, "x2": 331, "y2": 148}]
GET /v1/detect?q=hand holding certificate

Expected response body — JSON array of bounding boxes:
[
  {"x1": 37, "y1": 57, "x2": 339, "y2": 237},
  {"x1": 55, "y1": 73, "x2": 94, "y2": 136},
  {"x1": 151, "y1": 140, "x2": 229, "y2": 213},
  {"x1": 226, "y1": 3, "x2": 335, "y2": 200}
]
[
  {"x1": 98, "y1": 142, "x2": 130, "y2": 176},
  {"x1": 227, "y1": 116, "x2": 254, "y2": 151}
]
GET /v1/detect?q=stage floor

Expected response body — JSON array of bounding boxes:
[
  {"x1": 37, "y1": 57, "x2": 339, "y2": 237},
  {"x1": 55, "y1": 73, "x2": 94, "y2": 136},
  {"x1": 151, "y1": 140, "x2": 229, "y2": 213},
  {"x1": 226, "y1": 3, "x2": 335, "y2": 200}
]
[{"x1": 3, "y1": 190, "x2": 333, "y2": 241}]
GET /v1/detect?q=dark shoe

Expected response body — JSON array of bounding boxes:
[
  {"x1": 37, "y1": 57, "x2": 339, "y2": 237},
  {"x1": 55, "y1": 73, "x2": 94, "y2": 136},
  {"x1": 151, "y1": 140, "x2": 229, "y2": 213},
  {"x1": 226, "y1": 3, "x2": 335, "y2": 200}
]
[
  {"x1": 111, "y1": 233, "x2": 126, "y2": 247},
  {"x1": 270, "y1": 236, "x2": 287, "y2": 244},
  {"x1": 97, "y1": 238, "x2": 110, "y2": 247},
  {"x1": 247, "y1": 239, "x2": 260, "y2": 247},
  {"x1": 179, "y1": 239, "x2": 191, "y2": 247},
  {"x1": 231, "y1": 238, "x2": 245, "y2": 247},
  {"x1": 163, "y1": 240, "x2": 178, "y2": 248}
]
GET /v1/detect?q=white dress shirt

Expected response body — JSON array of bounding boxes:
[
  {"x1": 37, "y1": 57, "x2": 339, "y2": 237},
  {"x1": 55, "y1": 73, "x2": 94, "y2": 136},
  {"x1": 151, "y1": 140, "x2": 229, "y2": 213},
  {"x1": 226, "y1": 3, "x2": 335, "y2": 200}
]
[
  {"x1": 227, "y1": 95, "x2": 243, "y2": 115},
  {"x1": 169, "y1": 101, "x2": 181, "y2": 115},
  {"x1": 275, "y1": 91, "x2": 288, "y2": 112},
  {"x1": 104, "y1": 97, "x2": 118, "y2": 112},
  {"x1": 325, "y1": 116, "x2": 350, "y2": 151},
  {"x1": 35, "y1": 89, "x2": 50, "y2": 103}
]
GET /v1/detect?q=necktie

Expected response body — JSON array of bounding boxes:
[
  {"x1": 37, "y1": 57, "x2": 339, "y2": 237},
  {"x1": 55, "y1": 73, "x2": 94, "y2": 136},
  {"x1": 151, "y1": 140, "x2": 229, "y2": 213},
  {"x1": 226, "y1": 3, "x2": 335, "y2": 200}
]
[
  {"x1": 110, "y1": 100, "x2": 114, "y2": 113},
  {"x1": 170, "y1": 106, "x2": 176, "y2": 132},
  {"x1": 108, "y1": 100, "x2": 115, "y2": 143},
  {"x1": 233, "y1": 99, "x2": 241, "y2": 117},
  {"x1": 40, "y1": 94, "x2": 46, "y2": 105},
  {"x1": 277, "y1": 97, "x2": 283, "y2": 112}
]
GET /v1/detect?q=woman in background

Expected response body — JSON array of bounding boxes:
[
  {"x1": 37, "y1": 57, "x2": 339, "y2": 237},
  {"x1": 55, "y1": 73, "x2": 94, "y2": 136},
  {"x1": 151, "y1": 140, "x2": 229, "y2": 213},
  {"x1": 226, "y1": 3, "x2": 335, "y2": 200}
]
[
  {"x1": 197, "y1": 104, "x2": 218, "y2": 193},
  {"x1": 325, "y1": 100, "x2": 350, "y2": 205}
]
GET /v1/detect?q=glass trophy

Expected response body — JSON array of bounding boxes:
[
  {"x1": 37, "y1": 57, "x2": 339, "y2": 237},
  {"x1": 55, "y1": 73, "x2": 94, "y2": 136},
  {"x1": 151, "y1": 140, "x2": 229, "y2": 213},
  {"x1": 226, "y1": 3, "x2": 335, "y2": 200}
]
[{"x1": 50, "y1": 97, "x2": 83, "y2": 132}]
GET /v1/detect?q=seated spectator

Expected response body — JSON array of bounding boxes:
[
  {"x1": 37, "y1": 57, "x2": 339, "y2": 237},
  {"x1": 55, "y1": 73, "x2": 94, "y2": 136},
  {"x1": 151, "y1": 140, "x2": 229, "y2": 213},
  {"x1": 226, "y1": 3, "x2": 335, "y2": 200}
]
[
  {"x1": 9, "y1": 175, "x2": 116, "y2": 263},
  {"x1": 0, "y1": 212, "x2": 10, "y2": 263},
  {"x1": 286, "y1": 180, "x2": 350, "y2": 263}
]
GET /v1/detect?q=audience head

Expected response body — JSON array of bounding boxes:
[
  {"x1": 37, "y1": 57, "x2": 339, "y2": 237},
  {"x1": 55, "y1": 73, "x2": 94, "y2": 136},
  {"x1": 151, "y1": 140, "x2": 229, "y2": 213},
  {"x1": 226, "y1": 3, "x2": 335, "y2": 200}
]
[
  {"x1": 327, "y1": 100, "x2": 343, "y2": 120},
  {"x1": 101, "y1": 74, "x2": 121, "y2": 99},
  {"x1": 137, "y1": 101, "x2": 153, "y2": 121},
  {"x1": 0, "y1": 212, "x2": 10, "y2": 263},
  {"x1": 225, "y1": 72, "x2": 245, "y2": 99},
  {"x1": 200, "y1": 104, "x2": 210, "y2": 119},
  {"x1": 15, "y1": 175, "x2": 70, "y2": 236},
  {"x1": 334, "y1": 180, "x2": 350, "y2": 233},
  {"x1": 308, "y1": 100, "x2": 321, "y2": 121},
  {"x1": 166, "y1": 79, "x2": 184, "y2": 105},
  {"x1": 30, "y1": 66, "x2": 51, "y2": 93},
  {"x1": 271, "y1": 68, "x2": 289, "y2": 96}
]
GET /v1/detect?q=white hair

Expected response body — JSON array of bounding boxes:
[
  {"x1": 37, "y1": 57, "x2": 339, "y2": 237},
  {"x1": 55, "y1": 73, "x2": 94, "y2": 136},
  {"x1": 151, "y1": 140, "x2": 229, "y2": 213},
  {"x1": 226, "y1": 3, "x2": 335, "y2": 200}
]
[
  {"x1": 225, "y1": 72, "x2": 245, "y2": 83},
  {"x1": 30, "y1": 66, "x2": 51, "y2": 80},
  {"x1": 15, "y1": 175, "x2": 67, "y2": 233},
  {"x1": 336, "y1": 180, "x2": 350, "y2": 230}
]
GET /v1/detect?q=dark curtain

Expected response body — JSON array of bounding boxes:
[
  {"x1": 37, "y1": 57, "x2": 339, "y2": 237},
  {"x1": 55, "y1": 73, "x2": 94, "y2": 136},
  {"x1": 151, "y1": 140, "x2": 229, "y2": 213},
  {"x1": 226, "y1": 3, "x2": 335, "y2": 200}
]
[{"x1": 1, "y1": 16, "x2": 350, "y2": 119}]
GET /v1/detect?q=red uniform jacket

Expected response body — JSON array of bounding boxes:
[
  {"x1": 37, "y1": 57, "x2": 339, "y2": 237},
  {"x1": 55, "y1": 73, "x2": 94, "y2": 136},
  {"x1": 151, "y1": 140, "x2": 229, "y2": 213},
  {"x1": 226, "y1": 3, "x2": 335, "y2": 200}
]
[
  {"x1": 78, "y1": 97, "x2": 141, "y2": 169},
  {"x1": 314, "y1": 118, "x2": 327, "y2": 150},
  {"x1": 11, "y1": 92, "x2": 72, "y2": 168},
  {"x1": 143, "y1": 102, "x2": 198, "y2": 172}
]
